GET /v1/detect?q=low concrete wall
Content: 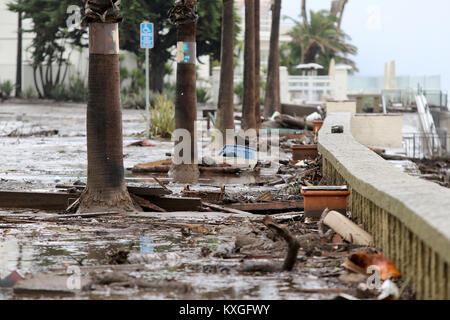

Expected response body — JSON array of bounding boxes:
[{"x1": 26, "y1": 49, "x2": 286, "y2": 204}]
[
  {"x1": 351, "y1": 113, "x2": 403, "y2": 148},
  {"x1": 319, "y1": 112, "x2": 450, "y2": 300}
]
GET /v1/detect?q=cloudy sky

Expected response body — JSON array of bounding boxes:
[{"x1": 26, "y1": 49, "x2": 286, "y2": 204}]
[{"x1": 281, "y1": 0, "x2": 450, "y2": 92}]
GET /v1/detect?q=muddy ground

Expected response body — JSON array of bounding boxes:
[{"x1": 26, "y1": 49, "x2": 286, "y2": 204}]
[{"x1": 0, "y1": 102, "x2": 413, "y2": 300}]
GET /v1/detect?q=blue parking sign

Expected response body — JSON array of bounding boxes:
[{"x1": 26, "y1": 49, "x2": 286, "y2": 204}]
[{"x1": 140, "y1": 22, "x2": 154, "y2": 48}]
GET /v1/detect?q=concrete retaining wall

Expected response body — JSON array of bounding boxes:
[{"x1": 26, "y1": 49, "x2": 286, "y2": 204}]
[{"x1": 319, "y1": 112, "x2": 450, "y2": 299}]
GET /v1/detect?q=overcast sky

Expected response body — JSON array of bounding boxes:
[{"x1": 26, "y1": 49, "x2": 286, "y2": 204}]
[{"x1": 281, "y1": 0, "x2": 450, "y2": 92}]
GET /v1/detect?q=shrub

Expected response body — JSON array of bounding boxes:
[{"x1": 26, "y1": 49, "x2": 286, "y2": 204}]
[
  {"x1": 0, "y1": 80, "x2": 14, "y2": 99},
  {"x1": 68, "y1": 77, "x2": 88, "y2": 102},
  {"x1": 24, "y1": 87, "x2": 37, "y2": 99},
  {"x1": 50, "y1": 77, "x2": 87, "y2": 102},
  {"x1": 147, "y1": 94, "x2": 175, "y2": 139},
  {"x1": 234, "y1": 81, "x2": 244, "y2": 104},
  {"x1": 197, "y1": 87, "x2": 211, "y2": 103}
]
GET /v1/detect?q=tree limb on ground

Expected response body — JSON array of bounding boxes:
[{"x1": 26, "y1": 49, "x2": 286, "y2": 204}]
[{"x1": 263, "y1": 216, "x2": 300, "y2": 271}]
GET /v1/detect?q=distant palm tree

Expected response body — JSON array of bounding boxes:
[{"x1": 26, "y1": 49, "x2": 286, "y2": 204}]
[
  {"x1": 217, "y1": 0, "x2": 235, "y2": 142},
  {"x1": 242, "y1": 0, "x2": 256, "y2": 130},
  {"x1": 254, "y1": 0, "x2": 261, "y2": 127},
  {"x1": 289, "y1": 10, "x2": 357, "y2": 70},
  {"x1": 264, "y1": 0, "x2": 281, "y2": 118}
]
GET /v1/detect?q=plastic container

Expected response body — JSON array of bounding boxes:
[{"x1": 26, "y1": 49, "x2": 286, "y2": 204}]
[
  {"x1": 291, "y1": 145, "x2": 318, "y2": 161},
  {"x1": 219, "y1": 145, "x2": 256, "y2": 160},
  {"x1": 301, "y1": 186, "x2": 350, "y2": 219}
]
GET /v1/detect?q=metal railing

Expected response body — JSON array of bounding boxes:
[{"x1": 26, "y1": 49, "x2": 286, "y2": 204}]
[{"x1": 403, "y1": 133, "x2": 450, "y2": 159}]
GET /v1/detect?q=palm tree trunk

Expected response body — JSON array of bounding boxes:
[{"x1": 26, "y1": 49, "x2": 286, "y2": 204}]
[
  {"x1": 242, "y1": 0, "x2": 256, "y2": 130},
  {"x1": 301, "y1": 0, "x2": 308, "y2": 27},
  {"x1": 337, "y1": 0, "x2": 348, "y2": 31},
  {"x1": 77, "y1": 1, "x2": 137, "y2": 213},
  {"x1": 254, "y1": 0, "x2": 261, "y2": 128},
  {"x1": 15, "y1": 8, "x2": 22, "y2": 98},
  {"x1": 169, "y1": 0, "x2": 200, "y2": 183},
  {"x1": 150, "y1": 57, "x2": 165, "y2": 93},
  {"x1": 264, "y1": 0, "x2": 281, "y2": 118},
  {"x1": 217, "y1": 0, "x2": 235, "y2": 142}
]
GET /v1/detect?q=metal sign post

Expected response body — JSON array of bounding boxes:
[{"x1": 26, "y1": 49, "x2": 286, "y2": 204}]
[{"x1": 140, "y1": 22, "x2": 154, "y2": 138}]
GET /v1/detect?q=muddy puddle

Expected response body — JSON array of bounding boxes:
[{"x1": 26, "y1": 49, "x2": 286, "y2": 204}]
[{"x1": 0, "y1": 212, "x2": 355, "y2": 300}]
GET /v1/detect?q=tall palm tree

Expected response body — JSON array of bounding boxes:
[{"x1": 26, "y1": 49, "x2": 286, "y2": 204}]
[
  {"x1": 217, "y1": 0, "x2": 235, "y2": 142},
  {"x1": 242, "y1": 0, "x2": 256, "y2": 130},
  {"x1": 296, "y1": 10, "x2": 357, "y2": 67},
  {"x1": 77, "y1": 0, "x2": 138, "y2": 213},
  {"x1": 169, "y1": 0, "x2": 200, "y2": 183},
  {"x1": 264, "y1": 0, "x2": 281, "y2": 118},
  {"x1": 254, "y1": 0, "x2": 261, "y2": 128}
]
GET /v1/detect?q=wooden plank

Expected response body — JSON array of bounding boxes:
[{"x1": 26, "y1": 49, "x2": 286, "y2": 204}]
[
  {"x1": 203, "y1": 202, "x2": 251, "y2": 215},
  {"x1": 144, "y1": 196, "x2": 202, "y2": 212},
  {"x1": 227, "y1": 200, "x2": 304, "y2": 213},
  {"x1": 55, "y1": 184, "x2": 171, "y2": 196},
  {"x1": 0, "y1": 191, "x2": 72, "y2": 210}
]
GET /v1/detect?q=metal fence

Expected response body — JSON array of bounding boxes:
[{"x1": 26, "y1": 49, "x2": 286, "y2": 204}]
[{"x1": 403, "y1": 133, "x2": 450, "y2": 159}]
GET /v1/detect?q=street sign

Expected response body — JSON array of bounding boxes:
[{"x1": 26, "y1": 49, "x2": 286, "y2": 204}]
[
  {"x1": 141, "y1": 21, "x2": 154, "y2": 138},
  {"x1": 140, "y1": 22, "x2": 154, "y2": 49}
]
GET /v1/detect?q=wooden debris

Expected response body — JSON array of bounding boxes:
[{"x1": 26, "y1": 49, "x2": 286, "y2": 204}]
[
  {"x1": 14, "y1": 273, "x2": 89, "y2": 296},
  {"x1": 182, "y1": 185, "x2": 225, "y2": 203},
  {"x1": 55, "y1": 184, "x2": 171, "y2": 197},
  {"x1": 255, "y1": 191, "x2": 274, "y2": 202},
  {"x1": 132, "y1": 165, "x2": 171, "y2": 173},
  {"x1": 263, "y1": 216, "x2": 300, "y2": 271},
  {"x1": 130, "y1": 194, "x2": 166, "y2": 212},
  {"x1": 146, "y1": 196, "x2": 202, "y2": 212},
  {"x1": 227, "y1": 200, "x2": 304, "y2": 213},
  {"x1": 203, "y1": 202, "x2": 251, "y2": 215},
  {"x1": 321, "y1": 210, "x2": 373, "y2": 246},
  {"x1": 0, "y1": 191, "x2": 74, "y2": 211}
]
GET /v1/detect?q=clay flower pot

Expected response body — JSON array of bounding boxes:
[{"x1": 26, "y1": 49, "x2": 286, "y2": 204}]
[
  {"x1": 301, "y1": 186, "x2": 350, "y2": 219},
  {"x1": 291, "y1": 145, "x2": 318, "y2": 161},
  {"x1": 313, "y1": 120, "x2": 324, "y2": 133}
]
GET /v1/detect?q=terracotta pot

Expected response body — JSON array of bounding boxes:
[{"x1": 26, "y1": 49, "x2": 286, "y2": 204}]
[
  {"x1": 301, "y1": 186, "x2": 350, "y2": 219},
  {"x1": 313, "y1": 120, "x2": 324, "y2": 133},
  {"x1": 291, "y1": 145, "x2": 318, "y2": 161}
]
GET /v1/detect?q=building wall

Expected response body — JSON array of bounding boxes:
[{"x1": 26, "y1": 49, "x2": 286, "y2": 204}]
[
  {"x1": 0, "y1": 0, "x2": 33, "y2": 87},
  {"x1": 351, "y1": 113, "x2": 403, "y2": 148},
  {"x1": 326, "y1": 101, "x2": 357, "y2": 115}
]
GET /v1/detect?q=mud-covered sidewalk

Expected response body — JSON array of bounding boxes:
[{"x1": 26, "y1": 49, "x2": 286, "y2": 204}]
[{"x1": 0, "y1": 102, "x2": 413, "y2": 300}]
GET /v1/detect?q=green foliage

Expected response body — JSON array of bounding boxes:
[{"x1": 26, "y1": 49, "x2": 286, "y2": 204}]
[
  {"x1": 24, "y1": 87, "x2": 37, "y2": 99},
  {"x1": 121, "y1": 87, "x2": 146, "y2": 109},
  {"x1": 197, "y1": 87, "x2": 210, "y2": 103},
  {"x1": 281, "y1": 10, "x2": 357, "y2": 75},
  {"x1": 234, "y1": 82, "x2": 244, "y2": 104},
  {"x1": 121, "y1": 84, "x2": 175, "y2": 110},
  {"x1": 148, "y1": 95, "x2": 175, "y2": 139},
  {"x1": 0, "y1": 80, "x2": 14, "y2": 99},
  {"x1": 50, "y1": 76, "x2": 87, "y2": 102},
  {"x1": 8, "y1": 0, "x2": 85, "y2": 98},
  {"x1": 119, "y1": 0, "x2": 240, "y2": 91}
]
